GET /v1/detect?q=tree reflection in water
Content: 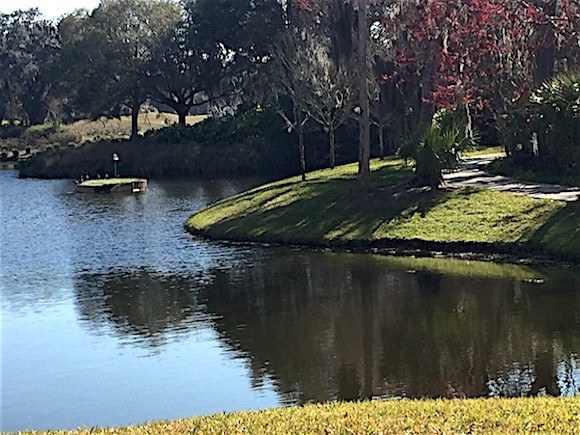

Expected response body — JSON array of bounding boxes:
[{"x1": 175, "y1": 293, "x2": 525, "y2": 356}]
[
  {"x1": 199, "y1": 252, "x2": 580, "y2": 403},
  {"x1": 73, "y1": 251, "x2": 580, "y2": 402},
  {"x1": 75, "y1": 268, "x2": 204, "y2": 348}
]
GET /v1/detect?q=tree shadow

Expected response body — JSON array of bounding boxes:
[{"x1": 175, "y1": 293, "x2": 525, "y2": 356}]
[
  {"x1": 202, "y1": 177, "x2": 450, "y2": 245},
  {"x1": 527, "y1": 201, "x2": 580, "y2": 260}
]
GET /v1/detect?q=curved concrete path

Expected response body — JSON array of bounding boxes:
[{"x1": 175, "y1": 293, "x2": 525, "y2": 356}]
[{"x1": 443, "y1": 153, "x2": 580, "y2": 202}]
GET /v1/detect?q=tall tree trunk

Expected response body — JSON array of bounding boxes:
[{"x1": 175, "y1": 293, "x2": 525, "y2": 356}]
[
  {"x1": 416, "y1": 63, "x2": 435, "y2": 133},
  {"x1": 378, "y1": 120, "x2": 384, "y2": 159},
  {"x1": 130, "y1": 103, "x2": 141, "y2": 141},
  {"x1": 533, "y1": 0, "x2": 557, "y2": 84},
  {"x1": 167, "y1": 97, "x2": 190, "y2": 127},
  {"x1": 329, "y1": 128, "x2": 336, "y2": 169},
  {"x1": 178, "y1": 109, "x2": 187, "y2": 127},
  {"x1": 357, "y1": 0, "x2": 370, "y2": 187},
  {"x1": 296, "y1": 105, "x2": 306, "y2": 181},
  {"x1": 298, "y1": 126, "x2": 306, "y2": 181},
  {"x1": 464, "y1": 103, "x2": 474, "y2": 141}
]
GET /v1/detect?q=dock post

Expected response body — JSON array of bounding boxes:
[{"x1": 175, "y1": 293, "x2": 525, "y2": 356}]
[{"x1": 112, "y1": 153, "x2": 119, "y2": 178}]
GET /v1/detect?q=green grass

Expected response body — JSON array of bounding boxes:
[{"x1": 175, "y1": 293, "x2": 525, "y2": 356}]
[
  {"x1": 186, "y1": 158, "x2": 578, "y2": 261},
  {"x1": 528, "y1": 203, "x2": 580, "y2": 259},
  {"x1": 70, "y1": 113, "x2": 207, "y2": 141},
  {"x1": 18, "y1": 398, "x2": 580, "y2": 434},
  {"x1": 462, "y1": 145, "x2": 504, "y2": 157},
  {"x1": 1, "y1": 113, "x2": 207, "y2": 154}
]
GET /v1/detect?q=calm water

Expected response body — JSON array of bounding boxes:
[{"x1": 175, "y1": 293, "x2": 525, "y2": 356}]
[{"x1": 1, "y1": 170, "x2": 579, "y2": 431}]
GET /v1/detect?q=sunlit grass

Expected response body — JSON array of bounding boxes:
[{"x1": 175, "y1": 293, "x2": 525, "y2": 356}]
[
  {"x1": 78, "y1": 178, "x2": 142, "y2": 187},
  {"x1": 1, "y1": 113, "x2": 208, "y2": 152},
  {"x1": 186, "y1": 157, "x2": 577, "y2": 260},
  {"x1": 67, "y1": 113, "x2": 207, "y2": 142},
  {"x1": 373, "y1": 188, "x2": 559, "y2": 243},
  {"x1": 19, "y1": 397, "x2": 580, "y2": 434},
  {"x1": 462, "y1": 145, "x2": 504, "y2": 157}
]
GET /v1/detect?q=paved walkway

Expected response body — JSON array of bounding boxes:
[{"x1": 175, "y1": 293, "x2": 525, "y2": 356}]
[{"x1": 443, "y1": 153, "x2": 580, "y2": 202}]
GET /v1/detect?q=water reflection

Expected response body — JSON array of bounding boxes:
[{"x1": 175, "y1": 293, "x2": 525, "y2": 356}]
[
  {"x1": 0, "y1": 174, "x2": 260, "y2": 311},
  {"x1": 68, "y1": 243, "x2": 580, "y2": 401},
  {"x1": 74, "y1": 268, "x2": 204, "y2": 347},
  {"x1": 197, "y1": 252, "x2": 580, "y2": 401}
]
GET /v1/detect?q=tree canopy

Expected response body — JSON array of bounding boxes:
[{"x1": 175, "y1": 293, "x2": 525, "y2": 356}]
[
  {"x1": 0, "y1": 9, "x2": 59, "y2": 124},
  {"x1": 2, "y1": 0, "x2": 577, "y2": 183}
]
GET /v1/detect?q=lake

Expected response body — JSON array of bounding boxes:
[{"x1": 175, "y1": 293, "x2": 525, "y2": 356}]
[{"x1": 1, "y1": 170, "x2": 579, "y2": 432}]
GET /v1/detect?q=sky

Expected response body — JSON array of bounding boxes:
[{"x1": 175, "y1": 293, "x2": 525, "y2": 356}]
[{"x1": 0, "y1": 0, "x2": 101, "y2": 20}]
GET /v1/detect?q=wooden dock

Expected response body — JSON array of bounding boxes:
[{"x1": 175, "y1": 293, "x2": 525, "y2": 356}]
[{"x1": 75, "y1": 178, "x2": 147, "y2": 193}]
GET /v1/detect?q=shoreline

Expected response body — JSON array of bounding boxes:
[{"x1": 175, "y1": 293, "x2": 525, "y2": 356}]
[
  {"x1": 187, "y1": 230, "x2": 578, "y2": 267},
  {"x1": 185, "y1": 159, "x2": 579, "y2": 265}
]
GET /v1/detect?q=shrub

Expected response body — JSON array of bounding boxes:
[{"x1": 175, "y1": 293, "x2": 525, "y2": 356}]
[
  {"x1": 399, "y1": 109, "x2": 478, "y2": 187},
  {"x1": 530, "y1": 71, "x2": 580, "y2": 170},
  {"x1": 144, "y1": 123, "x2": 199, "y2": 144},
  {"x1": 52, "y1": 130, "x2": 81, "y2": 146},
  {"x1": 0, "y1": 125, "x2": 25, "y2": 139}
]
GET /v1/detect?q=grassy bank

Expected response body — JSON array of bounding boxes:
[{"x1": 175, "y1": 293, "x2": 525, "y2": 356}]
[
  {"x1": 186, "y1": 158, "x2": 579, "y2": 261},
  {"x1": 1, "y1": 113, "x2": 206, "y2": 155},
  {"x1": 19, "y1": 398, "x2": 580, "y2": 434}
]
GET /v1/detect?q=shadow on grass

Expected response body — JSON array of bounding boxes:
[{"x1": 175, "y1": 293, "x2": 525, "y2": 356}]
[
  {"x1": 189, "y1": 161, "x2": 578, "y2": 262},
  {"x1": 204, "y1": 178, "x2": 446, "y2": 245},
  {"x1": 528, "y1": 201, "x2": 580, "y2": 261}
]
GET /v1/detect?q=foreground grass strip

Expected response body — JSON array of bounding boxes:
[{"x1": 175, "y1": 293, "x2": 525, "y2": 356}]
[
  {"x1": 186, "y1": 158, "x2": 576, "y2": 259},
  {"x1": 20, "y1": 398, "x2": 580, "y2": 434}
]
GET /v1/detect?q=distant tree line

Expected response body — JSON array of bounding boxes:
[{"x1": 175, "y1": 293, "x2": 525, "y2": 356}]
[{"x1": 1, "y1": 0, "x2": 578, "y2": 185}]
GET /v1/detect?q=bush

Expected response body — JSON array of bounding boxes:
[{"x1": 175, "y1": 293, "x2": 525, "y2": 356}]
[
  {"x1": 145, "y1": 106, "x2": 287, "y2": 148},
  {"x1": 143, "y1": 123, "x2": 198, "y2": 144},
  {"x1": 18, "y1": 123, "x2": 81, "y2": 148},
  {"x1": 0, "y1": 125, "x2": 25, "y2": 139},
  {"x1": 488, "y1": 157, "x2": 580, "y2": 187},
  {"x1": 52, "y1": 130, "x2": 81, "y2": 146},
  {"x1": 530, "y1": 71, "x2": 580, "y2": 170},
  {"x1": 144, "y1": 105, "x2": 311, "y2": 175},
  {"x1": 19, "y1": 105, "x2": 359, "y2": 179},
  {"x1": 399, "y1": 109, "x2": 478, "y2": 187}
]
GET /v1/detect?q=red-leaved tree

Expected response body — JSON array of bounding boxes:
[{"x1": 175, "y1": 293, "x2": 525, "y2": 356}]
[{"x1": 373, "y1": 0, "x2": 578, "y2": 153}]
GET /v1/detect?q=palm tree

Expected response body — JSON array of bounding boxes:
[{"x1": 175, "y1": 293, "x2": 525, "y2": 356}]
[{"x1": 400, "y1": 110, "x2": 477, "y2": 187}]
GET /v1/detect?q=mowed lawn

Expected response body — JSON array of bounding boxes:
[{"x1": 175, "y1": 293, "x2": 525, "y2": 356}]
[
  {"x1": 18, "y1": 398, "x2": 580, "y2": 434},
  {"x1": 186, "y1": 158, "x2": 578, "y2": 260}
]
